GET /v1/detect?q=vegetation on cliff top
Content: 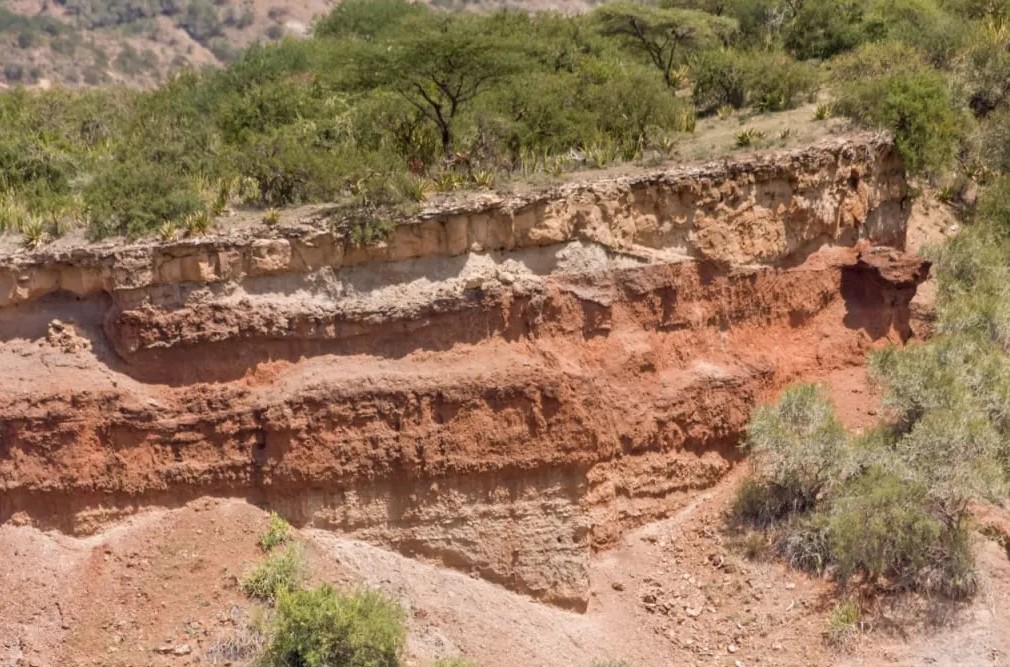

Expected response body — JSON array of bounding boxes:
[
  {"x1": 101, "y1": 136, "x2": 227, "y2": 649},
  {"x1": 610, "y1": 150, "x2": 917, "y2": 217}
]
[
  {"x1": 1, "y1": 0, "x2": 1004, "y2": 244},
  {"x1": 0, "y1": 0, "x2": 966, "y2": 242}
]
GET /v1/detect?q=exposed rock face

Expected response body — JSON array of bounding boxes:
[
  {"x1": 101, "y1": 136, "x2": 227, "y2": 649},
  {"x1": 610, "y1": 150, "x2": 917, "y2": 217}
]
[{"x1": 0, "y1": 134, "x2": 928, "y2": 609}]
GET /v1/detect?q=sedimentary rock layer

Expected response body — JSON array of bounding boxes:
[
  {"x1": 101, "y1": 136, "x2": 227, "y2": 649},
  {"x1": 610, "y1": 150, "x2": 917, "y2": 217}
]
[{"x1": 0, "y1": 134, "x2": 927, "y2": 608}]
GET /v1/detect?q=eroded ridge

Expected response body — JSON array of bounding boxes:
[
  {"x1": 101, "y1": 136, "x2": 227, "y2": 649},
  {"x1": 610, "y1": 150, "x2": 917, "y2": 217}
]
[{"x1": 0, "y1": 134, "x2": 927, "y2": 609}]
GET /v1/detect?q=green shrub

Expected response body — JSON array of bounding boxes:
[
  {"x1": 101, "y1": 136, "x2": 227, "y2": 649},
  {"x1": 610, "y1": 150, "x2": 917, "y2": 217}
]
[
  {"x1": 583, "y1": 58, "x2": 696, "y2": 148},
  {"x1": 262, "y1": 585, "x2": 406, "y2": 667},
  {"x1": 692, "y1": 47, "x2": 817, "y2": 114},
  {"x1": 84, "y1": 159, "x2": 204, "y2": 238},
  {"x1": 826, "y1": 470, "x2": 944, "y2": 589},
  {"x1": 240, "y1": 544, "x2": 306, "y2": 603},
  {"x1": 742, "y1": 383, "x2": 849, "y2": 509},
  {"x1": 691, "y1": 48, "x2": 748, "y2": 112},
  {"x1": 314, "y1": 0, "x2": 427, "y2": 40},
  {"x1": 972, "y1": 110, "x2": 1010, "y2": 177},
  {"x1": 238, "y1": 132, "x2": 343, "y2": 206},
  {"x1": 918, "y1": 525, "x2": 980, "y2": 599},
  {"x1": 746, "y1": 50, "x2": 819, "y2": 112},
  {"x1": 865, "y1": 0, "x2": 967, "y2": 67},
  {"x1": 825, "y1": 599, "x2": 861, "y2": 650},
  {"x1": 835, "y1": 69, "x2": 962, "y2": 174},
  {"x1": 778, "y1": 513, "x2": 832, "y2": 574},
  {"x1": 827, "y1": 41, "x2": 929, "y2": 92},
  {"x1": 689, "y1": 0, "x2": 790, "y2": 47},
  {"x1": 731, "y1": 478, "x2": 803, "y2": 527},
  {"x1": 896, "y1": 409, "x2": 1007, "y2": 526},
  {"x1": 734, "y1": 375, "x2": 990, "y2": 599},
  {"x1": 259, "y1": 512, "x2": 292, "y2": 552},
  {"x1": 784, "y1": 0, "x2": 869, "y2": 61}
]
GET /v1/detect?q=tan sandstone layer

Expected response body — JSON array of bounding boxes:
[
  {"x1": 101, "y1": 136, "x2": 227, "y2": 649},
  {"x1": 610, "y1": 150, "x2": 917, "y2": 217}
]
[{"x1": 0, "y1": 134, "x2": 927, "y2": 609}]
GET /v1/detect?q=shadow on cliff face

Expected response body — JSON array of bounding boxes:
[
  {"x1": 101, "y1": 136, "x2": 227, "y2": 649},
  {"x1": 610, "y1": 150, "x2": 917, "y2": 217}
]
[{"x1": 840, "y1": 247, "x2": 931, "y2": 343}]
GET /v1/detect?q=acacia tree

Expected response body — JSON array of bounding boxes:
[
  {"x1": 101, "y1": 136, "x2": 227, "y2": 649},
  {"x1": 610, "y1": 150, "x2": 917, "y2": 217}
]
[
  {"x1": 592, "y1": 2, "x2": 736, "y2": 90},
  {"x1": 369, "y1": 14, "x2": 522, "y2": 157}
]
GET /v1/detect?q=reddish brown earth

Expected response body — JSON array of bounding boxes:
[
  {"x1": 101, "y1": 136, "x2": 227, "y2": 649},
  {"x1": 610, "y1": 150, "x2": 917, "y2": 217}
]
[{"x1": 2, "y1": 135, "x2": 987, "y2": 667}]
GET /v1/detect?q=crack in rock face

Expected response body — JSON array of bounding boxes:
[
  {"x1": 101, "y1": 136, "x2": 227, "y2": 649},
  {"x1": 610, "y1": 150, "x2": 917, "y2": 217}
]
[{"x1": 0, "y1": 134, "x2": 929, "y2": 608}]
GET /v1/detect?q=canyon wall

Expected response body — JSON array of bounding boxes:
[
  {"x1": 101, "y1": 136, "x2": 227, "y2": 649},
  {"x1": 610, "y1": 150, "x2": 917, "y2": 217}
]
[{"x1": 0, "y1": 134, "x2": 928, "y2": 609}]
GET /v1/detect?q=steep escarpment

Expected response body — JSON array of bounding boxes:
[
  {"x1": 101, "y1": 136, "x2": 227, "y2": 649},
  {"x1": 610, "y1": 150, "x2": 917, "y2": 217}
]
[{"x1": 0, "y1": 134, "x2": 928, "y2": 609}]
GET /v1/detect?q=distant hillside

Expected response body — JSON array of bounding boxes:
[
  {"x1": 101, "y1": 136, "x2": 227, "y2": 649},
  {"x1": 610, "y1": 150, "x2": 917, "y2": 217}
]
[
  {"x1": 0, "y1": 0, "x2": 335, "y2": 87},
  {"x1": 0, "y1": 0, "x2": 595, "y2": 88}
]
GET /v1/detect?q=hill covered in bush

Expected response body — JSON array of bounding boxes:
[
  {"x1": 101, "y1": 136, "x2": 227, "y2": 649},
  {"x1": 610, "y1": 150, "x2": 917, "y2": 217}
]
[
  {"x1": 0, "y1": 0, "x2": 822, "y2": 240},
  {"x1": 0, "y1": 0, "x2": 999, "y2": 243}
]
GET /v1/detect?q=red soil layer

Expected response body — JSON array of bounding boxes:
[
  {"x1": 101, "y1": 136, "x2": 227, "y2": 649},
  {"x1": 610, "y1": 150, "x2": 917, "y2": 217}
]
[
  {"x1": 0, "y1": 135, "x2": 927, "y2": 609},
  {"x1": 0, "y1": 243, "x2": 928, "y2": 609}
]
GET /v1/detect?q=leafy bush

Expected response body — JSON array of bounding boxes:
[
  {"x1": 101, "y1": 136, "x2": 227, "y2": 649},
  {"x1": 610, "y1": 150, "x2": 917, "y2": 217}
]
[
  {"x1": 825, "y1": 600, "x2": 861, "y2": 650},
  {"x1": 826, "y1": 470, "x2": 944, "y2": 589},
  {"x1": 742, "y1": 383, "x2": 849, "y2": 509},
  {"x1": 835, "y1": 69, "x2": 962, "y2": 174},
  {"x1": 828, "y1": 40, "x2": 928, "y2": 84},
  {"x1": 895, "y1": 409, "x2": 1007, "y2": 526},
  {"x1": 581, "y1": 57, "x2": 696, "y2": 148},
  {"x1": 777, "y1": 513, "x2": 832, "y2": 574},
  {"x1": 262, "y1": 585, "x2": 406, "y2": 667},
  {"x1": 865, "y1": 0, "x2": 967, "y2": 67},
  {"x1": 746, "y1": 50, "x2": 819, "y2": 112},
  {"x1": 691, "y1": 47, "x2": 817, "y2": 114},
  {"x1": 691, "y1": 48, "x2": 749, "y2": 112},
  {"x1": 84, "y1": 159, "x2": 203, "y2": 238},
  {"x1": 918, "y1": 526, "x2": 980, "y2": 599},
  {"x1": 731, "y1": 478, "x2": 802, "y2": 526},
  {"x1": 736, "y1": 370, "x2": 994, "y2": 600},
  {"x1": 971, "y1": 107, "x2": 1010, "y2": 175},
  {"x1": 238, "y1": 131, "x2": 343, "y2": 206},
  {"x1": 313, "y1": 0, "x2": 426, "y2": 40},
  {"x1": 784, "y1": 0, "x2": 868, "y2": 61},
  {"x1": 240, "y1": 544, "x2": 306, "y2": 603},
  {"x1": 259, "y1": 512, "x2": 292, "y2": 552}
]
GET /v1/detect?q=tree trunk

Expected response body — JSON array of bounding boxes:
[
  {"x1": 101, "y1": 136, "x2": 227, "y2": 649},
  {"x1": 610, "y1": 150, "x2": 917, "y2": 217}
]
[{"x1": 440, "y1": 124, "x2": 452, "y2": 157}]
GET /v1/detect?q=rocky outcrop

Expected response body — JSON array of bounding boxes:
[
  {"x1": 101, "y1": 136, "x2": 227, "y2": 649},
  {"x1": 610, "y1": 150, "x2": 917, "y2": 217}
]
[
  {"x1": 0, "y1": 134, "x2": 928, "y2": 609},
  {"x1": 0, "y1": 134, "x2": 903, "y2": 307}
]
